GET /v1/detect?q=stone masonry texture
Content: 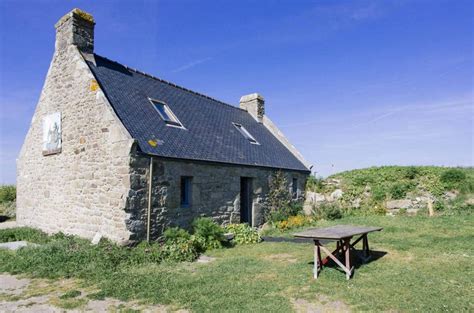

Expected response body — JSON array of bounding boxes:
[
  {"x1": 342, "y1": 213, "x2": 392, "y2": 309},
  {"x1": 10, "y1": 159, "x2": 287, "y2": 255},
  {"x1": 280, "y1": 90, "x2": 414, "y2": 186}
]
[
  {"x1": 17, "y1": 44, "x2": 135, "y2": 243},
  {"x1": 126, "y1": 149, "x2": 308, "y2": 241},
  {"x1": 16, "y1": 9, "x2": 309, "y2": 244}
]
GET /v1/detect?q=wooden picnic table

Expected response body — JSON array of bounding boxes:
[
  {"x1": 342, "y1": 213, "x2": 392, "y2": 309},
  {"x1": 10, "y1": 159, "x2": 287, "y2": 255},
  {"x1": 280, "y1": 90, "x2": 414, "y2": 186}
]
[{"x1": 294, "y1": 225, "x2": 382, "y2": 280}]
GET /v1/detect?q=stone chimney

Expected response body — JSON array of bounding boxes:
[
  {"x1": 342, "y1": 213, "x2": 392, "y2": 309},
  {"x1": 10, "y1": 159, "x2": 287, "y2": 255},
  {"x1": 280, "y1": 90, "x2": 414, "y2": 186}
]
[
  {"x1": 239, "y1": 93, "x2": 265, "y2": 123},
  {"x1": 55, "y1": 8, "x2": 95, "y2": 53}
]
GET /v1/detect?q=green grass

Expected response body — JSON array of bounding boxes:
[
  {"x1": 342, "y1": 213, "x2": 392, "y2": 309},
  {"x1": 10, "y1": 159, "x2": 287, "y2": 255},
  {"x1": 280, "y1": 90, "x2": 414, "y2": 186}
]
[
  {"x1": 311, "y1": 166, "x2": 474, "y2": 200},
  {"x1": 0, "y1": 184, "x2": 16, "y2": 219},
  {"x1": 307, "y1": 166, "x2": 474, "y2": 216},
  {"x1": 1, "y1": 215, "x2": 473, "y2": 312},
  {"x1": 59, "y1": 290, "x2": 82, "y2": 299}
]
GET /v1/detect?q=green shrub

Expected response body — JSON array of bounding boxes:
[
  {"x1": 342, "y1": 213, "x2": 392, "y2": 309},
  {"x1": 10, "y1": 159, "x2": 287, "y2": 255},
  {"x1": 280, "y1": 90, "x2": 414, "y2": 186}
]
[
  {"x1": 441, "y1": 169, "x2": 467, "y2": 191},
  {"x1": 351, "y1": 175, "x2": 374, "y2": 187},
  {"x1": 441, "y1": 169, "x2": 466, "y2": 185},
  {"x1": 265, "y1": 171, "x2": 293, "y2": 223},
  {"x1": 390, "y1": 182, "x2": 413, "y2": 199},
  {"x1": 225, "y1": 224, "x2": 261, "y2": 244},
  {"x1": 162, "y1": 237, "x2": 199, "y2": 262},
  {"x1": 369, "y1": 202, "x2": 387, "y2": 215},
  {"x1": 0, "y1": 185, "x2": 15, "y2": 204},
  {"x1": 127, "y1": 241, "x2": 163, "y2": 265},
  {"x1": 0, "y1": 201, "x2": 16, "y2": 218},
  {"x1": 312, "y1": 203, "x2": 343, "y2": 220},
  {"x1": 459, "y1": 179, "x2": 474, "y2": 194},
  {"x1": 288, "y1": 201, "x2": 303, "y2": 216},
  {"x1": 163, "y1": 227, "x2": 191, "y2": 243},
  {"x1": 306, "y1": 175, "x2": 325, "y2": 192},
  {"x1": 405, "y1": 167, "x2": 419, "y2": 180},
  {"x1": 434, "y1": 200, "x2": 446, "y2": 212},
  {"x1": 192, "y1": 217, "x2": 225, "y2": 250},
  {"x1": 265, "y1": 210, "x2": 288, "y2": 223},
  {"x1": 162, "y1": 226, "x2": 201, "y2": 261},
  {"x1": 372, "y1": 186, "x2": 386, "y2": 201}
]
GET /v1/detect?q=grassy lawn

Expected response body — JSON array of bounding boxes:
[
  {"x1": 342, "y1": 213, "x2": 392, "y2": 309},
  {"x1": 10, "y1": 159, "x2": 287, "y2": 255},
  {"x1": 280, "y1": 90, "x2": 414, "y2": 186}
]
[{"x1": 1, "y1": 215, "x2": 473, "y2": 312}]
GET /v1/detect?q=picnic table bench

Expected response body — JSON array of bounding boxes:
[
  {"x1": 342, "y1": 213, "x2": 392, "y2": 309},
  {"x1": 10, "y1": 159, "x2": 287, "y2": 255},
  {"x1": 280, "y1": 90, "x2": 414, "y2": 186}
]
[{"x1": 294, "y1": 225, "x2": 382, "y2": 280}]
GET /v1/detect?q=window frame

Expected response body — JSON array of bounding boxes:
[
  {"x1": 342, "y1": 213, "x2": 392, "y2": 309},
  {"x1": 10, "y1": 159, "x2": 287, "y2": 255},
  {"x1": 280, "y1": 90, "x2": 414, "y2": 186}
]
[
  {"x1": 180, "y1": 176, "x2": 193, "y2": 207},
  {"x1": 232, "y1": 123, "x2": 259, "y2": 145},
  {"x1": 149, "y1": 98, "x2": 185, "y2": 129}
]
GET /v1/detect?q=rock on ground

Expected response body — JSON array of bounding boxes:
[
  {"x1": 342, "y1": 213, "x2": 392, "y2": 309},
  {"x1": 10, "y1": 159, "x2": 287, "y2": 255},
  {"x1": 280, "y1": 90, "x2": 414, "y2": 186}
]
[
  {"x1": 0, "y1": 221, "x2": 18, "y2": 230},
  {"x1": 0, "y1": 241, "x2": 38, "y2": 251},
  {"x1": 386, "y1": 199, "x2": 412, "y2": 210},
  {"x1": 329, "y1": 189, "x2": 343, "y2": 201}
]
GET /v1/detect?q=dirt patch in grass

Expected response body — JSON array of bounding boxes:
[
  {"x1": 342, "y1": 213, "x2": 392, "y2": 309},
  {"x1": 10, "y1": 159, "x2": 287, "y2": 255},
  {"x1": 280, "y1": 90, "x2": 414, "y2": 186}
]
[
  {"x1": 383, "y1": 248, "x2": 415, "y2": 263},
  {"x1": 264, "y1": 253, "x2": 298, "y2": 263},
  {"x1": 0, "y1": 274, "x2": 30, "y2": 296},
  {"x1": 254, "y1": 272, "x2": 278, "y2": 281},
  {"x1": 291, "y1": 295, "x2": 351, "y2": 313},
  {"x1": 0, "y1": 273, "x2": 185, "y2": 312}
]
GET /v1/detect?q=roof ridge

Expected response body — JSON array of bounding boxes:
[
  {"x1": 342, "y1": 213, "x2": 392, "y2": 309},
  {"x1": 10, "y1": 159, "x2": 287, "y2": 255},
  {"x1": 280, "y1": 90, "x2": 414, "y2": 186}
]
[{"x1": 93, "y1": 54, "x2": 245, "y2": 112}]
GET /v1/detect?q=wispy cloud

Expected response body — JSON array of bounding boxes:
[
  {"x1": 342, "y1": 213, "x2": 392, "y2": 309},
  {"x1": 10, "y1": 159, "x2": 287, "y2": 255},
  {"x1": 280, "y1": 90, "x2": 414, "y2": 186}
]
[
  {"x1": 171, "y1": 57, "x2": 212, "y2": 73},
  {"x1": 280, "y1": 97, "x2": 473, "y2": 130},
  {"x1": 350, "y1": 100, "x2": 472, "y2": 129}
]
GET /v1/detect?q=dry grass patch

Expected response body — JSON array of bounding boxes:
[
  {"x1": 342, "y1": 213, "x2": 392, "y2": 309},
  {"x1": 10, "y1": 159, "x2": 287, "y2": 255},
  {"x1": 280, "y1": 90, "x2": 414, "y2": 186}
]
[
  {"x1": 291, "y1": 296, "x2": 351, "y2": 313},
  {"x1": 263, "y1": 253, "x2": 298, "y2": 264}
]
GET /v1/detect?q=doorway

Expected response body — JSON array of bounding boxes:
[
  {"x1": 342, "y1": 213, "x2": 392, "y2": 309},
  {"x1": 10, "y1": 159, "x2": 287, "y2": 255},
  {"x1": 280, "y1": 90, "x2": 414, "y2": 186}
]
[{"x1": 240, "y1": 177, "x2": 253, "y2": 225}]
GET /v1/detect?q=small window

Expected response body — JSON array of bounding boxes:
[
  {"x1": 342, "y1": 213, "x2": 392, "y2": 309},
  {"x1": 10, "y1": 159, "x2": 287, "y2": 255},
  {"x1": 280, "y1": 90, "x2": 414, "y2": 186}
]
[
  {"x1": 149, "y1": 99, "x2": 184, "y2": 128},
  {"x1": 292, "y1": 178, "x2": 298, "y2": 199},
  {"x1": 233, "y1": 123, "x2": 259, "y2": 144},
  {"x1": 180, "y1": 176, "x2": 192, "y2": 207}
]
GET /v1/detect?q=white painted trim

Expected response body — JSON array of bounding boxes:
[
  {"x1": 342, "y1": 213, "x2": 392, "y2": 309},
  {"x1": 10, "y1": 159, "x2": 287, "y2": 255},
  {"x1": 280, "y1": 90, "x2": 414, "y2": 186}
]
[{"x1": 148, "y1": 98, "x2": 187, "y2": 130}]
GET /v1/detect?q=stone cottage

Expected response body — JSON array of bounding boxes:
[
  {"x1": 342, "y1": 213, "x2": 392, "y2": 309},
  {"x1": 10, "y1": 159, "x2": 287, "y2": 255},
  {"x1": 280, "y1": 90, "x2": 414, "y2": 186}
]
[{"x1": 16, "y1": 9, "x2": 311, "y2": 244}]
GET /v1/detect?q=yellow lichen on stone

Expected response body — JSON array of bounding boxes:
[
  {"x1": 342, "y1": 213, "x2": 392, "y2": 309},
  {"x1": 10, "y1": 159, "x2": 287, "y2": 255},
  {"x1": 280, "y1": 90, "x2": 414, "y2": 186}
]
[
  {"x1": 90, "y1": 80, "x2": 99, "y2": 92},
  {"x1": 148, "y1": 140, "x2": 157, "y2": 147},
  {"x1": 71, "y1": 8, "x2": 95, "y2": 23}
]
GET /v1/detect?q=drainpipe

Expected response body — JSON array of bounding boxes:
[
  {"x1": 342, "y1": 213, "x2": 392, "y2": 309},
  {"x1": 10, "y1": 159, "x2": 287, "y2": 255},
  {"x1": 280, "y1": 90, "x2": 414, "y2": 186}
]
[{"x1": 146, "y1": 157, "x2": 154, "y2": 242}]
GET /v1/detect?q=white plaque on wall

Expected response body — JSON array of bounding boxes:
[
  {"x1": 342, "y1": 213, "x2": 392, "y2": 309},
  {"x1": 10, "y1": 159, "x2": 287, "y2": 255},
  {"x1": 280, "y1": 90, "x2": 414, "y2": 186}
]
[{"x1": 42, "y1": 112, "x2": 62, "y2": 156}]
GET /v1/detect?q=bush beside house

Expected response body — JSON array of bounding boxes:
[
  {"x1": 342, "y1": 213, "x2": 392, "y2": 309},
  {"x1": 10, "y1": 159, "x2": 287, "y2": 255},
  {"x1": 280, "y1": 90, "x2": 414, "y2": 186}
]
[{"x1": 0, "y1": 185, "x2": 16, "y2": 220}]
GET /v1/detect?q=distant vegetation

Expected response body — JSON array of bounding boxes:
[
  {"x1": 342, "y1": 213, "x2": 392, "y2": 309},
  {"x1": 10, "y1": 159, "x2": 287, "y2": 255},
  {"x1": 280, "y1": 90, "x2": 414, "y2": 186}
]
[
  {"x1": 0, "y1": 185, "x2": 16, "y2": 220},
  {"x1": 306, "y1": 166, "x2": 474, "y2": 217}
]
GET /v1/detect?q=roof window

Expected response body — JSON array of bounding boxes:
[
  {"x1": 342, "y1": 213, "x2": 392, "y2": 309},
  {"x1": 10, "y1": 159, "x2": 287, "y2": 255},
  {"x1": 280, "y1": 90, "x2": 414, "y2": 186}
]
[
  {"x1": 233, "y1": 123, "x2": 259, "y2": 145},
  {"x1": 149, "y1": 98, "x2": 184, "y2": 128}
]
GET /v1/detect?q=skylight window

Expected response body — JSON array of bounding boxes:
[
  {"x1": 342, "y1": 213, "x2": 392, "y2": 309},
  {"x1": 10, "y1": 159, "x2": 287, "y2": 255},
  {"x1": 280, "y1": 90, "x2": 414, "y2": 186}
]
[
  {"x1": 233, "y1": 123, "x2": 259, "y2": 145},
  {"x1": 149, "y1": 98, "x2": 184, "y2": 128}
]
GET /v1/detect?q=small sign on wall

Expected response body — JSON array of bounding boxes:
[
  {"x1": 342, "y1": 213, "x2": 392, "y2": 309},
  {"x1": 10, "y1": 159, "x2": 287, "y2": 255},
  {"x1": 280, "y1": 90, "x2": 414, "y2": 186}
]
[{"x1": 42, "y1": 112, "x2": 62, "y2": 156}]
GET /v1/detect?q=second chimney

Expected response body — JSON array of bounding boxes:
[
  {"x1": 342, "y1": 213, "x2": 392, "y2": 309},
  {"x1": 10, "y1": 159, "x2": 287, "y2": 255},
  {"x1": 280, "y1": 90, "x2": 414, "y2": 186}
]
[
  {"x1": 239, "y1": 93, "x2": 265, "y2": 123},
  {"x1": 55, "y1": 8, "x2": 95, "y2": 53}
]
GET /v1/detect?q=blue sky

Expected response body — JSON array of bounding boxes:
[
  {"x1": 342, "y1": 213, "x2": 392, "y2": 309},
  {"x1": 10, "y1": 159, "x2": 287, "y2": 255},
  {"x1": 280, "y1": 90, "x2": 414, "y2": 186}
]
[{"x1": 0, "y1": 0, "x2": 472, "y2": 183}]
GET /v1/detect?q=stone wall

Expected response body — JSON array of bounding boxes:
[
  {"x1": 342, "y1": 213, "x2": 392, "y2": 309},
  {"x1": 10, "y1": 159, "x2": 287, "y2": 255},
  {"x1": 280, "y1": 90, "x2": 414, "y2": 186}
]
[
  {"x1": 125, "y1": 149, "x2": 308, "y2": 241},
  {"x1": 16, "y1": 42, "x2": 308, "y2": 244},
  {"x1": 16, "y1": 45, "x2": 135, "y2": 243}
]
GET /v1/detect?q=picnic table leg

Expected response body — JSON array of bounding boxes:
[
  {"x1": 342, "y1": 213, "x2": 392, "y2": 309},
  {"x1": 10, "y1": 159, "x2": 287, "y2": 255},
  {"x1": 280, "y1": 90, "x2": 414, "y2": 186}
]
[
  {"x1": 344, "y1": 238, "x2": 352, "y2": 280},
  {"x1": 314, "y1": 240, "x2": 320, "y2": 279},
  {"x1": 362, "y1": 234, "x2": 370, "y2": 258},
  {"x1": 322, "y1": 240, "x2": 343, "y2": 265}
]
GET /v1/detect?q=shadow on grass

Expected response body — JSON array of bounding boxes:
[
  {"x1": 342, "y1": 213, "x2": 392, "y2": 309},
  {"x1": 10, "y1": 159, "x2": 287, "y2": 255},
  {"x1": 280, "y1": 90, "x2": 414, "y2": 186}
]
[{"x1": 309, "y1": 249, "x2": 387, "y2": 272}]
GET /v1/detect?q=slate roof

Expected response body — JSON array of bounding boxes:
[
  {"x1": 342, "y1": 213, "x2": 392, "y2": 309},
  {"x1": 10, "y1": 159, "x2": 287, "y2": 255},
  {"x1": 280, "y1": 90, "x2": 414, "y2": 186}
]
[{"x1": 86, "y1": 54, "x2": 310, "y2": 172}]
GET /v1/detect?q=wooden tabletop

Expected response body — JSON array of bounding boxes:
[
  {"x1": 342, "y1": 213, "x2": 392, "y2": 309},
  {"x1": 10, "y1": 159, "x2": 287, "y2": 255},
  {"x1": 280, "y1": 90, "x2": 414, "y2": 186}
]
[{"x1": 293, "y1": 225, "x2": 383, "y2": 240}]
